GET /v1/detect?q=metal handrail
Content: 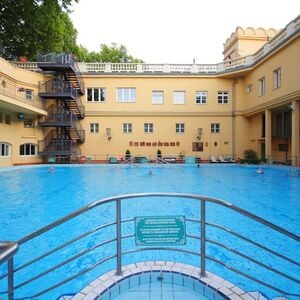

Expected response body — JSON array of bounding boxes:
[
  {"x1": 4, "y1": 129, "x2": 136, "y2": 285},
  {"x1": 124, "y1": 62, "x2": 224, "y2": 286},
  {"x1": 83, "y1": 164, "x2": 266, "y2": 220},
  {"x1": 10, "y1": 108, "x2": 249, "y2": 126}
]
[{"x1": 0, "y1": 193, "x2": 299, "y2": 300}]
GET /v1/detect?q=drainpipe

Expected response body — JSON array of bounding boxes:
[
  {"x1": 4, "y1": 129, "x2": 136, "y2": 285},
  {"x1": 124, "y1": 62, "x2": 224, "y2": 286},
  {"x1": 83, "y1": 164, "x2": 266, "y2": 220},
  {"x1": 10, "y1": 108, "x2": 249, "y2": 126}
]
[{"x1": 232, "y1": 79, "x2": 237, "y2": 159}]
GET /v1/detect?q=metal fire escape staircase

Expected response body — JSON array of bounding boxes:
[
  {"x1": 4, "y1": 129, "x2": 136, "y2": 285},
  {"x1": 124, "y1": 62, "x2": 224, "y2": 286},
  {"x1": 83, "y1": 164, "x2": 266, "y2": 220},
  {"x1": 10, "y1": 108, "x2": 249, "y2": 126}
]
[{"x1": 37, "y1": 53, "x2": 85, "y2": 163}]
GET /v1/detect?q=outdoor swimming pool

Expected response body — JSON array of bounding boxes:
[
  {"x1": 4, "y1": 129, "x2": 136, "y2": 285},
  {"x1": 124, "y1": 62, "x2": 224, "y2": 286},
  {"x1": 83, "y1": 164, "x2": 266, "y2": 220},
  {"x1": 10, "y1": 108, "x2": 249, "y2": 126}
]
[{"x1": 0, "y1": 164, "x2": 299, "y2": 299}]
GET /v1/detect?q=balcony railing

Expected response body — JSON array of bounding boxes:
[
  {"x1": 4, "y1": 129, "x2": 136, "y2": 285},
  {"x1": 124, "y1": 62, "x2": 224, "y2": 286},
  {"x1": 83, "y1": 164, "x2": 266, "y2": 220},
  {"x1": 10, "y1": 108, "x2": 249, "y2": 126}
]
[
  {"x1": 38, "y1": 79, "x2": 78, "y2": 98},
  {"x1": 38, "y1": 139, "x2": 80, "y2": 156}
]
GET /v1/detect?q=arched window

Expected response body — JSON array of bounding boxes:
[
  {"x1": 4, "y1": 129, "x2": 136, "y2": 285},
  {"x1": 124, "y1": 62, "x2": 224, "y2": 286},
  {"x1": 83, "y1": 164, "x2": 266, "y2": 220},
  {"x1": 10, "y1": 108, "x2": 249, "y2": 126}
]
[
  {"x1": 20, "y1": 143, "x2": 37, "y2": 156},
  {"x1": 0, "y1": 142, "x2": 11, "y2": 157}
]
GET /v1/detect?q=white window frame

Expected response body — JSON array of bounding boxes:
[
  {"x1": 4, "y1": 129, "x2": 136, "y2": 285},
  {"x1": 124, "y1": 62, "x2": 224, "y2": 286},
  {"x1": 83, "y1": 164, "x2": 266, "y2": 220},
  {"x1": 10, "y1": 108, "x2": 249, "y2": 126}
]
[
  {"x1": 195, "y1": 91, "x2": 207, "y2": 104},
  {"x1": 144, "y1": 123, "x2": 153, "y2": 133},
  {"x1": 0, "y1": 142, "x2": 11, "y2": 157},
  {"x1": 176, "y1": 123, "x2": 185, "y2": 133},
  {"x1": 89, "y1": 123, "x2": 99, "y2": 133},
  {"x1": 173, "y1": 91, "x2": 186, "y2": 105},
  {"x1": 123, "y1": 123, "x2": 132, "y2": 133},
  {"x1": 25, "y1": 89, "x2": 33, "y2": 101},
  {"x1": 116, "y1": 88, "x2": 136, "y2": 103},
  {"x1": 211, "y1": 123, "x2": 220, "y2": 133},
  {"x1": 217, "y1": 91, "x2": 229, "y2": 104},
  {"x1": 273, "y1": 68, "x2": 281, "y2": 89},
  {"x1": 87, "y1": 88, "x2": 106, "y2": 102},
  {"x1": 152, "y1": 90, "x2": 164, "y2": 105},
  {"x1": 247, "y1": 84, "x2": 253, "y2": 93},
  {"x1": 20, "y1": 143, "x2": 37, "y2": 156},
  {"x1": 259, "y1": 77, "x2": 265, "y2": 96}
]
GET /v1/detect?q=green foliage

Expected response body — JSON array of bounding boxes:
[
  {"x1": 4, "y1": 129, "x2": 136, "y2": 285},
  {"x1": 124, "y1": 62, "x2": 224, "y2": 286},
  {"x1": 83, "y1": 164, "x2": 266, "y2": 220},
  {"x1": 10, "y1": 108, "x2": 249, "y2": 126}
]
[
  {"x1": 157, "y1": 149, "x2": 162, "y2": 158},
  {"x1": 241, "y1": 149, "x2": 260, "y2": 164},
  {"x1": 75, "y1": 43, "x2": 144, "y2": 63},
  {"x1": 125, "y1": 149, "x2": 131, "y2": 160},
  {"x1": 0, "y1": 0, "x2": 78, "y2": 60}
]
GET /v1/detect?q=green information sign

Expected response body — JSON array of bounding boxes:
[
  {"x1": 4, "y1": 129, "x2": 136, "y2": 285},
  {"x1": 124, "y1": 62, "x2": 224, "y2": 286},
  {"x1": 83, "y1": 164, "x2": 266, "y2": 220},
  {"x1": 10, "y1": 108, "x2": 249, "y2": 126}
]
[{"x1": 135, "y1": 216, "x2": 186, "y2": 246}]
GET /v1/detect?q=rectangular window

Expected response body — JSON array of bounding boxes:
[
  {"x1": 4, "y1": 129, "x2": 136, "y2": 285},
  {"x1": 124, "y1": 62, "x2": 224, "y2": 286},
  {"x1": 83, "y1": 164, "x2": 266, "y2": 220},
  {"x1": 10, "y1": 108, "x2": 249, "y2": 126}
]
[
  {"x1": 195, "y1": 91, "x2": 207, "y2": 104},
  {"x1": 123, "y1": 123, "x2": 132, "y2": 133},
  {"x1": 144, "y1": 123, "x2": 153, "y2": 133},
  {"x1": 217, "y1": 91, "x2": 229, "y2": 104},
  {"x1": 4, "y1": 114, "x2": 11, "y2": 125},
  {"x1": 25, "y1": 89, "x2": 33, "y2": 100},
  {"x1": 247, "y1": 84, "x2": 253, "y2": 93},
  {"x1": 0, "y1": 143, "x2": 10, "y2": 157},
  {"x1": 192, "y1": 142, "x2": 203, "y2": 152},
  {"x1": 173, "y1": 91, "x2": 185, "y2": 104},
  {"x1": 211, "y1": 123, "x2": 220, "y2": 133},
  {"x1": 273, "y1": 68, "x2": 281, "y2": 89},
  {"x1": 89, "y1": 123, "x2": 99, "y2": 133},
  {"x1": 87, "y1": 88, "x2": 106, "y2": 102},
  {"x1": 0, "y1": 112, "x2": 3, "y2": 123},
  {"x1": 259, "y1": 77, "x2": 265, "y2": 96},
  {"x1": 20, "y1": 144, "x2": 36, "y2": 156},
  {"x1": 152, "y1": 91, "x2": 164, "y2": 104},
  {"x1": 117, "y1": 88, "x2": 136, "y2": 103},
  {"x1": 24, "y1": 119, "x2": 34, "y2": 128},
  {"x1": 176, "y1": 123, "x2": 185, "y2": 133}
]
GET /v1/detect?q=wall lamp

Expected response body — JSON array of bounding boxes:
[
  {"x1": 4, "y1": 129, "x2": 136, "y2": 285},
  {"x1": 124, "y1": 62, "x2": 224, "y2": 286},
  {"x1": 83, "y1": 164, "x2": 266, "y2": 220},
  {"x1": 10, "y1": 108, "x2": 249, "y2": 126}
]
[
  {"x1": 106, "y1": 128, "x2": 112, "y2": 140},
  {"x1": 288, "y1": 104, "x2": 295, "y2": 112},
  {"x1": 197, "y1": 128, "x2": 203, "y2": 140}
]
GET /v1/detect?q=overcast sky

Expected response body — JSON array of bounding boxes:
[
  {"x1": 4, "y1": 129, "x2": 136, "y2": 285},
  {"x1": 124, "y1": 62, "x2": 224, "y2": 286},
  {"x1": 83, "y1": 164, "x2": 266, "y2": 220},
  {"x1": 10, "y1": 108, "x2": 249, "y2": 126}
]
[{"x1": 70, "y1": 0, "x2": 299, "y2": 64}]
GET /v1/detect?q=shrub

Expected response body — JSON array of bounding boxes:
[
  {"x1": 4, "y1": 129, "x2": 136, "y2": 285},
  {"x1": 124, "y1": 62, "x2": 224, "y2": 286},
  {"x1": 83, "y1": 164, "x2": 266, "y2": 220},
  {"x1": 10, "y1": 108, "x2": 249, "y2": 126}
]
[
  {"x1": 157, "y1": 149, "x2": 162, "y2": 158},
  {"x1": 125, "y1": 149, "x2": 131, "y2": 160},
  {"x1": 242, "y1": 149, "x2": 260, "y2": 164}
]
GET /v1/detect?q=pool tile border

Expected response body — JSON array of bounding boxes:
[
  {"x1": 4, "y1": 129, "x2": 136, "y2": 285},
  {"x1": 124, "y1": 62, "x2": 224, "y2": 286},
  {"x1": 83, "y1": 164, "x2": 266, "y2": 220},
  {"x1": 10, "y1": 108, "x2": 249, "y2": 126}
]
[{"x1": 71, "y1": 261, "x2": 260, "y2": 300}]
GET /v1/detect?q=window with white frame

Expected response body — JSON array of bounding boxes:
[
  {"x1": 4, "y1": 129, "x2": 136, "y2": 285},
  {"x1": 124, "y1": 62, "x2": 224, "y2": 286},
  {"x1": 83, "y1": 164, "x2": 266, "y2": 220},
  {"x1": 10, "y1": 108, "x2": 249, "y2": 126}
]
[
  {"x1": 152, "y1": 91, "x2": 164, "y2": 104},
  {"x1": 87, "y1": 88, "x2": 106, "y2": 102},
  {"x1": 259, "y1": 77, "x2": 265, "y2": 96},
  {"x1": 20, "y1": 143, "x2": 37, "y2": 156},
  {"x1": 176, "y1": 123, "x2": 185, "y2": 133},
  {"x1": 89, "y1": 123, "x2": 99, "y2": 133},
  {"x1": 0, "y1": 142, "x2": 10, "y2": 157},
  {"x1": 217, "y1": 91, "x2": 229, "y2": 104},
  {"x1": 144, "y1": 123, "x2": 153, "y2": 133},
  {"x1": 116, "y1": 88, "x2": 136, "y2": 103},
  {"x1": 25, "y1": 89, "x2": 33, "y2": 100},
  {"x1": 123, "y1": 123, "x2": 132, "y2": 133},
  {"x1": 247, "y1": 84, "x2": 253, "y2": 93},
  {"x1": 195, "y1": 91, "x2": 207, "y2": 104},
  {"x1": 273, "y1": 68, "x2": 281, "y2": 89},
  {"x1": 211, "y1": 123, "x2": 220, "y2": 133},
  {"x1": 173, "y1": 91, "x2": 185, "y2": 104}
]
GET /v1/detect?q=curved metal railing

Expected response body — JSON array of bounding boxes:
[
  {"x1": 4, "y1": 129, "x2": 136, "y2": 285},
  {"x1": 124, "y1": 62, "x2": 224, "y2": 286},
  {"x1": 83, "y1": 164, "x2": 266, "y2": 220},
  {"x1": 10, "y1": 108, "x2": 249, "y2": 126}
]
[{"x1": 0, "y1": 193, "x2": 299, "y2": 299}]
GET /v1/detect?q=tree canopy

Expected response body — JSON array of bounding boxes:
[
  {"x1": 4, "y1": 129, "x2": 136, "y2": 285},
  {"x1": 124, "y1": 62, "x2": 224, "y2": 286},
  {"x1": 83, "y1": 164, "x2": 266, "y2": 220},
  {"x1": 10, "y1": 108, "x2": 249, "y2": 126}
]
[{"x1": 0, "y1": 0, "x2": 143, "y2": 62}]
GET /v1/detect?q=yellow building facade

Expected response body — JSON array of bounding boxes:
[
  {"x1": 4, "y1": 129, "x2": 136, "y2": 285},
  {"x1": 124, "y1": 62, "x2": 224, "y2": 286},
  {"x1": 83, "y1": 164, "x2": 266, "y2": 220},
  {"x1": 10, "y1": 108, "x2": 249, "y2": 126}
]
[{"x1": 0, "y1": 16, "x2": 299, "y2": 167}]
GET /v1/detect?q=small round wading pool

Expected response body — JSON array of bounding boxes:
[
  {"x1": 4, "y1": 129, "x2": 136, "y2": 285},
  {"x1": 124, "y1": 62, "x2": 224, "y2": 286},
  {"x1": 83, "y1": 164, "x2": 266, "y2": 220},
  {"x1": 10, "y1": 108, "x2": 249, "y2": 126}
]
[{"x1": 74, "y1": 262, "x2": 247, "y2": 300}]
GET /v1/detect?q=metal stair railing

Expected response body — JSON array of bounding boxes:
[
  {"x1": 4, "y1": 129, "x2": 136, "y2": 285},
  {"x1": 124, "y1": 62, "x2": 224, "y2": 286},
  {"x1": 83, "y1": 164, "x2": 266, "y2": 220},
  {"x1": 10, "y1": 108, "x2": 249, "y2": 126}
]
[{"x1": 0, "y1": 193, "x2": 299, "y2": 300}]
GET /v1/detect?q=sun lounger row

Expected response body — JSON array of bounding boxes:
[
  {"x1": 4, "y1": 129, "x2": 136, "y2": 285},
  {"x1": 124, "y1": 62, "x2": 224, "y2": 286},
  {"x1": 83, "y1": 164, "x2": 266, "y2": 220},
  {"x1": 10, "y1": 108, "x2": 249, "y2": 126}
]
[{"x1": 210, "y1": 155, "x2": 236, "y2": 163}]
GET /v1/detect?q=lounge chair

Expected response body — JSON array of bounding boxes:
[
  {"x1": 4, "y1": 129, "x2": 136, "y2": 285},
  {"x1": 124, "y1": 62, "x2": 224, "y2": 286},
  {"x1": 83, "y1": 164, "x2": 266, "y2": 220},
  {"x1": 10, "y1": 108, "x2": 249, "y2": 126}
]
[
  {"x1": 219, "y1": 155, "x2": 228, "y2": 163},
  {"x1": 225, "y1": 156, "x2": 236, "y2": 163},
  {"x1": 210, "y1": 155, "x2": 219, "y2": 163}
]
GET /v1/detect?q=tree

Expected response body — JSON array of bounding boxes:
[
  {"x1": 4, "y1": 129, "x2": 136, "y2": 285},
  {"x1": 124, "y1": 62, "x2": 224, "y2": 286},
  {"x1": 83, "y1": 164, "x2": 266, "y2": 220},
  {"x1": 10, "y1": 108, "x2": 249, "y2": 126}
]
[{"x1": 0, "y1": 0, "x2": 78, "y2": 60}]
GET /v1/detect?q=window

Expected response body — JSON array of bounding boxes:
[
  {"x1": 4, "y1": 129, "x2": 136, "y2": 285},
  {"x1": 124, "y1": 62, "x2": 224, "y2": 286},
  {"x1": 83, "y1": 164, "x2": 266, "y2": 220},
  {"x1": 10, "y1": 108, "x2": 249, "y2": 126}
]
[
  {"x1": 20, "y1": 143, "x2": 37, "y2": 156},
  {"x1": 259, "y1": 77, "x2": 265, "y2": 96},
  {"x1": 195, "y1": 91, "x2": 207, "y2": 104},
  {"x1": 144, "y1": 123, "x2": 153, "y2": 133},
  {"x1": 89, "y1": 123, "x2": 99, "y2": 133},
  {"x1": 123, "y1": 123, "x2": 132, "y2": 133},
  {"x1": 273, "y1": 68, "x2": 281, "y2": 89},
  {"x1": 0, "y1": 112, "x2": 3, "y2": 123},
  {"x1": 176, "y1": 123, "x2": 185, "y2": 133},
  {"x1": 25, "y1": 89, "x2": 33, "y2": 100},
  {"x1": 4, "y1": 114, "x2": 11, "y2": 125},
  {"x1": 24, "y1": 119, "x2": 34, "y2": 128},
  {"x1": 173, "y1": 91, "x2": 185, "y2": 104},
  {"x1": 152, "y1": 91, "x2": 164, "y2": 104},
  {"x1": 217, "y1": 91, "x2": 229, "y2": 104},
  {"x1": 211, "y1": 123, "x2": 220, "y2": 133},
  {"x1": 116, "y1": 88, "x2": 136, "y2": 103},
  {"x1": 247, "y1": 84, "x2": 253, "y2": 93},
  {"x1": 192, "y1": 142, "x2": 203, "y2": 152},
  {"x1": 0, "y1": 142, "x2": 10, "y2": 157},
  {"x1": 87, "y1": 88, "x2": 106, "y2": 102}
]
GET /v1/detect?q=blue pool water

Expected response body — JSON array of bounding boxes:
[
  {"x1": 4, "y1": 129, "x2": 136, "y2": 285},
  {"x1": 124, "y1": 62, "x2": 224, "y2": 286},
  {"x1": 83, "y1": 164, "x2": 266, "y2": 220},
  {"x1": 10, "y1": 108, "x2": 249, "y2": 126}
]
[{"x1": 0, "y1": 164, "x2": 299, "y2": 299}]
